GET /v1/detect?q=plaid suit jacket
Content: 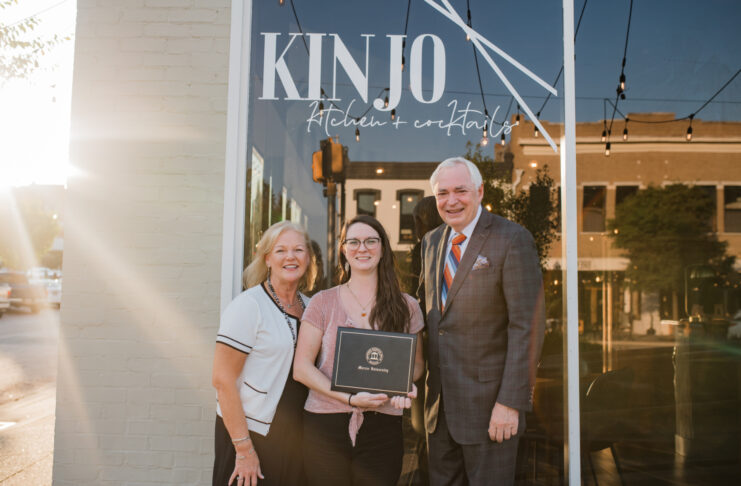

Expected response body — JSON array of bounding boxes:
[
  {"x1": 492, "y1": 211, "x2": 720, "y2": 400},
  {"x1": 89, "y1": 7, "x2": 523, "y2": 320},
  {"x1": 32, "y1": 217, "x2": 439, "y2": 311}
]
[{"x1": 420, "y1": 209, "x2": 545, "y2": 445}]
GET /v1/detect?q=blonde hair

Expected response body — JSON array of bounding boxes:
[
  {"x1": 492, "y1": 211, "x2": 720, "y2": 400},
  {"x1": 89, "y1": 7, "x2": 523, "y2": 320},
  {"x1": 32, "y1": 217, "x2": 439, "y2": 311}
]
[{"x1": 242, "y1": 221, "x2": 317, "y2": 292}]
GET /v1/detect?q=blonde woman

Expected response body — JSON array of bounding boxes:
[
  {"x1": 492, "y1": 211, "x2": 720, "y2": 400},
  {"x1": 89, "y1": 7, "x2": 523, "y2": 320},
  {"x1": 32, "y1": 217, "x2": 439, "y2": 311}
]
[{"x1": 212, "y1": 221, "x2": 317, "y2": 486}]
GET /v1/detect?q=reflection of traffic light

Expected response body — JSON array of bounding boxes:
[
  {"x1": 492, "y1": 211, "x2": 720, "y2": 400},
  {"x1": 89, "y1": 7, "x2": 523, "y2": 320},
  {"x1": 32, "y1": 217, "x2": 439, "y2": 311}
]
[
  {"x1": 312, "y1": 150, "x2": 324, "y2": 183},
  {"x1": 312, "y1": 138, "x2": 347, "y2": 184}
]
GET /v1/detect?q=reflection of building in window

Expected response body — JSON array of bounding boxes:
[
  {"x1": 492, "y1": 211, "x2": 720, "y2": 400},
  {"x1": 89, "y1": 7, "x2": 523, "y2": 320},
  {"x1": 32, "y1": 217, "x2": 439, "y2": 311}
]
[
  {"x1": 724, "y1": 185, "x2": 741, "y2": 232},
  {"x1": 696, "y1": 185, "x2": 717, "y2": 232},
  {"x1": 354, "y1": 189, "x2": 380, "y2": 217},
  {"x1": 583, "y1": 185, "x2": 606, "y2": 232},
  {"x1": 397, "y1": 190, "x2": 424, "y2": 243}
]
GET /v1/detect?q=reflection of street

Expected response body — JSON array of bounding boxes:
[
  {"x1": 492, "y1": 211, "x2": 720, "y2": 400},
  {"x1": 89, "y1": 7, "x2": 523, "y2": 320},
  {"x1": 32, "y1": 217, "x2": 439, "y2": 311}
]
[{"x1": 0, "y1": 308, "x2": 59, "y2": 484}]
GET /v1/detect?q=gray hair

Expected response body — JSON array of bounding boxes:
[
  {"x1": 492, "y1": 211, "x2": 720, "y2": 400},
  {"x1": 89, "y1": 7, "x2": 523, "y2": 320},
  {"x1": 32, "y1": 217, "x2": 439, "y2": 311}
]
[
  {"x1": 429, "y1": 157, "x2": 483, "y2": 190},
  {"x1": 242, "y1": 221, "x2": 317, "y2": 291}
]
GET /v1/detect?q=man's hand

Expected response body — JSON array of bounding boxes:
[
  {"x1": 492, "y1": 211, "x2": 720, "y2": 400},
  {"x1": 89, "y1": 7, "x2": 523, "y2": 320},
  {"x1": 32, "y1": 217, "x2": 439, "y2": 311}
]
[{"x1": 488, "y1": 402, "x2": 519, "y2": 443}]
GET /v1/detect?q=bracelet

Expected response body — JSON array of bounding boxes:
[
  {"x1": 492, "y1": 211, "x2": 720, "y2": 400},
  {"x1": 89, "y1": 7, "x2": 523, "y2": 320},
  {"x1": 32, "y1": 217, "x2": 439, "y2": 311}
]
[
  {"x1": 231, "y1": 435, "x2": 251, "y2": 445},
  {"x1": 236, "y1": 447, "x2": 256, "y2": 460},
  {"x1": 348, "y1": 393, "x2": 354, "y2": 407}
]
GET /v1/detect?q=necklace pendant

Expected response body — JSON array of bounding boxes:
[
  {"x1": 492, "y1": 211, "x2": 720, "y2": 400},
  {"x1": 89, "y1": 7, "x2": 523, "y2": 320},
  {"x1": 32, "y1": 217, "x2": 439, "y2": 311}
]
[{"x1": 361, "y1": 312, "x2": 367, "y2": 317}]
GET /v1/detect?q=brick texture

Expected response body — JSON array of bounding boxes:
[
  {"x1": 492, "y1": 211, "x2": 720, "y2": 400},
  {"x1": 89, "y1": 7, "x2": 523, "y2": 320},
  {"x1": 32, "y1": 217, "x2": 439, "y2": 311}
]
[{"x1": 53, "y1": 1, "x2": 230, "y2": 484}]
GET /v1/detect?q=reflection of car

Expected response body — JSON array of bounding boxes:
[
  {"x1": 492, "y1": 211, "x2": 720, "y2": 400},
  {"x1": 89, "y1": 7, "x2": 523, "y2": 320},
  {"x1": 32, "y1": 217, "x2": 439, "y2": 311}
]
[
  {"x1": 0, "y1": 272, "x2": 47, "y2": 313},
  {"x1": 0, "y1": 283, "x2": 10, "y2": 317}
]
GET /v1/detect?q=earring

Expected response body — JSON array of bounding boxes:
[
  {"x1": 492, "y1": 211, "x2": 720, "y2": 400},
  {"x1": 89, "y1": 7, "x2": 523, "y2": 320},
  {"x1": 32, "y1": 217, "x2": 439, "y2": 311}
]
[{"x1": 344, "y1": 262, "x2": 349, "y2": 272}]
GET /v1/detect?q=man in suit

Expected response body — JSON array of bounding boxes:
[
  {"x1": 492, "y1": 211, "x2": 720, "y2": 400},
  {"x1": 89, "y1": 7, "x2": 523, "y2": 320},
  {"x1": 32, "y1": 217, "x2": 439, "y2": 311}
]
[{"x1": 420, "y1": 157, "x2": 545, "y2": 485}]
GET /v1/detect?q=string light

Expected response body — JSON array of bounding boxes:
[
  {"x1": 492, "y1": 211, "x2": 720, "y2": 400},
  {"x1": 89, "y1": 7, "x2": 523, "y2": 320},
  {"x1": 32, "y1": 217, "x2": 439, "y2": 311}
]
[
  {"x1": 620, "y1": 73, "x2": 626, "y2": 91},
  {"x1": 601, "y1": 129, "x2": 607, "y2": 143},
  {"x1": 401, "y1": 55, "x2": 405, "y2": 72},
  {"x1": 500, "y1": 133, "x2": 506, "y2": 146},
  {"x1": 623, "y1": 118, "x2": 629, "y2": 141},
  {"x1": 534, "y1": 112, "x2": 541, "y2": 137},
  {"x1": 279, "y1": 0, "x2": 284, "y2": 4},
  {"x1": 481, "y1": 122, "x2": 489, "y2": 146},
  {"x1": 515, "y1": 106, "x2": 521, "y2": 123},
  {"x1": 391, "y1": 109, "x2": 396, "y2": 121},
  {"x1": 605, "y1": 142, "x2": 611, "y2": 156},
  {"x1": 686, "y1": 114, "x2": 694, "y2": 142},
  {"x1": 466, "y1": 2, "x2": 472, "y2": 41},
  {"x1": 318, "y1": 101, "x2": 324, "y2": 117},
  {"x1": 355, "y1": 126, "x2": 360, "y2": 142},
  {"x1": 384, "y1": 96, "x2": 389, "y2": 108}
]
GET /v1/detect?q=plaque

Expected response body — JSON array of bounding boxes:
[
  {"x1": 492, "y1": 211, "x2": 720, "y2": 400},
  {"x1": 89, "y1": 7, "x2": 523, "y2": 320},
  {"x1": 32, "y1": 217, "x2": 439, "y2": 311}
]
[{"x1": 330, "y1": 327, "x2": 417, "y2": 396}]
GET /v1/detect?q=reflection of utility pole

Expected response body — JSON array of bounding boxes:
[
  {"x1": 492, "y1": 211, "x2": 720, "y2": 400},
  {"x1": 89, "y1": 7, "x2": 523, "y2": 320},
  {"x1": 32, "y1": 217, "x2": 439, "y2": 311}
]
[{"x1": 312, "y1": 137, "x2": 348, "y2": 287}]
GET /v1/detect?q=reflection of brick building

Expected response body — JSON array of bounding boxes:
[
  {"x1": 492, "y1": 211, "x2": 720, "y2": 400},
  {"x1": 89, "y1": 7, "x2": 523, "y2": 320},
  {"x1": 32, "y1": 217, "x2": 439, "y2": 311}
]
[
  {"x1": 505, "y1": 114, "x2": 741, "y2": 336},
  {"x1": 345, "y1": 115, "x2": 741, "y2": 337}
]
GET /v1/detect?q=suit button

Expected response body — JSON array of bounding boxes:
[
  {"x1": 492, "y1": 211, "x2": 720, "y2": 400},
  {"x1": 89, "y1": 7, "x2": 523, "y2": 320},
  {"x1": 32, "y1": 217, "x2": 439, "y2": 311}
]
[{"x1": 438, "y1": 330, "x2": 445, "y2": 336}]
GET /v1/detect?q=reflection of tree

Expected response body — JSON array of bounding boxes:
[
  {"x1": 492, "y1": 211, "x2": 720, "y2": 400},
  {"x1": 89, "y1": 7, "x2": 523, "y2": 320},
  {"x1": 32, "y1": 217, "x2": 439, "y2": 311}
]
[
  {"x1": 465, "y1": 142, "x2": 559, "y2": 270},
  {"x1": 0, "y1": 0, "x2": 72, "y2": 83},
  {"x1": 607, "y1": 184, "x2": 735, "y2": 319}
]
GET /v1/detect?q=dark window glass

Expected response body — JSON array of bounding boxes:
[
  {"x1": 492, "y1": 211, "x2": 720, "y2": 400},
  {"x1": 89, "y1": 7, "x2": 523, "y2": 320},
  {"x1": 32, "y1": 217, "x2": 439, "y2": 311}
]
[
  {"x1": 398, "y1": 190, "x2": 423, "y2": 243},
  {"x1": 615, "y1": 185, "x2": 639, "y2": 207},
  {"x1": 583, "y1": 186, "x2": 606, "y2": 232},
  {"x1": 725, "y1": 186, "x2": 741, "y2": 232},
  {"x1": 356, "y1": 191, "x2": 377, "y2": 217},
  {"x1": 696, "y1": 185, "x2": 717, "y2": 232}
]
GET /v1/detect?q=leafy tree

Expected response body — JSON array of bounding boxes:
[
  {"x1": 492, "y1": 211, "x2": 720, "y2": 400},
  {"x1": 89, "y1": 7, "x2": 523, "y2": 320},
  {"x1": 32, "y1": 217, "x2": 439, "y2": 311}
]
[
  {"x1": 0, "y1": 0, "x2": 71, "y2": 83},
  {"x1": 464, "y1": 142, "x2": 559, "y2": 269},
  {"x1": 607, "y1": 184, "x2": 734, "y2": 315}
]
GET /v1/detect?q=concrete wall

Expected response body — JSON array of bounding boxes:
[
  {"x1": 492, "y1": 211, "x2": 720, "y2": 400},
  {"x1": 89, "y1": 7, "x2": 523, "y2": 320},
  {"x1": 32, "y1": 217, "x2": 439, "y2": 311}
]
[{"x1": 53, "y1": 1, "x2": 230, "y2": 484}]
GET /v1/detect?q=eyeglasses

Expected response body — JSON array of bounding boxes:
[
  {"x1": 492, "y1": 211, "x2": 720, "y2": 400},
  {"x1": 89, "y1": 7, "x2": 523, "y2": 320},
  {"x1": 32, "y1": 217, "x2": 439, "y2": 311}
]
[{"x1": 342, "y1": 237, "x2": 381, "y2": 251}]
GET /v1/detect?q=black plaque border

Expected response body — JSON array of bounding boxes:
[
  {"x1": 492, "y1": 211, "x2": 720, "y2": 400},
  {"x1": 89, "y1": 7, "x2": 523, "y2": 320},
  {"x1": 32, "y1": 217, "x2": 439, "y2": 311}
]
[{"x1": 330, "y1": 327, "x2": 417, "y2": 396}]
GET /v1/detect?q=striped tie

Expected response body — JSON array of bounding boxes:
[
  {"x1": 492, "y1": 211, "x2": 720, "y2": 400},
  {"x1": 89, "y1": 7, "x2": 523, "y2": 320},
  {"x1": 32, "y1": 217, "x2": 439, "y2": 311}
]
[{"x1": 441, "y1": 233, "x2": 466, "y2": 311}]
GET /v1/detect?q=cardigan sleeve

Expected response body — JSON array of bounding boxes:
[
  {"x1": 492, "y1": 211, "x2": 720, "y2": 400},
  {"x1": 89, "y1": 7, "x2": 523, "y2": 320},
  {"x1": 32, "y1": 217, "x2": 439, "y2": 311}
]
[{"x1": 216, "y1": 292, "x2": 261, "y2": 354}]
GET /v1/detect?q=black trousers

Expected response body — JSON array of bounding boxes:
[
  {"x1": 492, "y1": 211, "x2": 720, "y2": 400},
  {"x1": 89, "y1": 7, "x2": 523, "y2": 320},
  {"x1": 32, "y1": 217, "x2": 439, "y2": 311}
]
[{"x1": 303, "y1": 411, "x2": 404, "y2": 486}]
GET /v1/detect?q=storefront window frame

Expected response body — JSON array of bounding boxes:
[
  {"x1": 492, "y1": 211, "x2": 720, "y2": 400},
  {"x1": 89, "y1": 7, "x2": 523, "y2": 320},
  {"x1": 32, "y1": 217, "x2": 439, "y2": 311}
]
[{"x1": 221, "y1": 1, "x2": 582, "y2": 483}]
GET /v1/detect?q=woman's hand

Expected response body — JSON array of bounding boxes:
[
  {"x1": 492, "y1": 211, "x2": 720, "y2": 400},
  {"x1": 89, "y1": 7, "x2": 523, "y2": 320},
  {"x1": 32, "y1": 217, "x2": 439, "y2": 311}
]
[
  {"x1": 229, "y1": 444, "x2": 263, "y2": 486},
  {"x1": 350, "y1": 392, "x2": 388, "y2": 409},
  {"x1": 389, "y1": 384, "x2": 417, "y2": 409}
]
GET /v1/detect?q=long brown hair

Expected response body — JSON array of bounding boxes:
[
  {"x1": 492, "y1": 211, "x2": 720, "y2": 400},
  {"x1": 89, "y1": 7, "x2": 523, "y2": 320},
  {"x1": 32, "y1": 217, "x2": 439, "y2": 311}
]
[{"x1": 338, "y1": 215, "x2": 411, "y2": 333}]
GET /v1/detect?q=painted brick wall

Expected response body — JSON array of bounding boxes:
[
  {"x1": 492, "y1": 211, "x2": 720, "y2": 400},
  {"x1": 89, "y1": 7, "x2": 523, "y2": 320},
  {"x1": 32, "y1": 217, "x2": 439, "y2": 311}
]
[{"x1": 53, "y1": 1, "x2": 230, "y2": 484}]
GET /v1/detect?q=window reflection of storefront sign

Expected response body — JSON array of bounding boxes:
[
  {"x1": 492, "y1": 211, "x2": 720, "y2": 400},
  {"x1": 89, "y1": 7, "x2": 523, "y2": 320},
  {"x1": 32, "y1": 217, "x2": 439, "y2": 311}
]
[{"x1": 258, "y1": 0, "x2": 558, "y2": 151}]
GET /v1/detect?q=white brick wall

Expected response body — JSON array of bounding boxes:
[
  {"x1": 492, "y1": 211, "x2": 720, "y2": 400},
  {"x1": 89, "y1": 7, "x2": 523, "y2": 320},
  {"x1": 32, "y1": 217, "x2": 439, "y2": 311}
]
[{"x1": 54, "y1": 1, "x2": 230, "y2": 484}]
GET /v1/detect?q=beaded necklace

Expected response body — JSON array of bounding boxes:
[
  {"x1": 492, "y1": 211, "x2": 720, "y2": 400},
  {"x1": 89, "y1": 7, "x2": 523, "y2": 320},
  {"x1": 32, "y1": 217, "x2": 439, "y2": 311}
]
[{"x1": 266, "y1": 278, "x2": 305, "y2": 347}]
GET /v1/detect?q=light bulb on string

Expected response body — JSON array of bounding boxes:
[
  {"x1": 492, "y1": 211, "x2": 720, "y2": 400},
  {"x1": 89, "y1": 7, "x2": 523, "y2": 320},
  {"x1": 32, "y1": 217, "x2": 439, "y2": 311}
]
[
  {"x1": 601, "y1": 129, "x2": 607, "y2": 142},
  {"x1": 384, "y1": 96, "x2": 389, "y2": 108},
  {"x1": 515, "y1": 105, "x2": 521, "y2": 123},
  {"x1": 500, "y1": 133, "x2": 506, "y2": 146},
  {"x1": 623, "y1": 118, "x2": 629, "y2": 141},
  {"x1": 480, "y1": 122, "x2": 489, "y2": 146},
  {"x1": 466, "y1": 8, "x2": 471, "y2": 41},
  {"x1": 534, "y1": 126, "x2": 539, "y2": 137},
  {"x1": 390, "y1": 109, "x2": 396, "y2": 121},
  {"x1": 355, "y1": 127, "x2": 360, "y2": 142},
  {"x1": 620, "y1": 73, "x2": 626, "y2": 91},
  {"x1": 605, "y1": 142, "x2": 611, "y2": 157},
  {"x1": 401, "y1": 55, "x2": 405, "y2": 72},
  {"x1": 318, "y1": 101, "x2": 324, "y2": 117}
]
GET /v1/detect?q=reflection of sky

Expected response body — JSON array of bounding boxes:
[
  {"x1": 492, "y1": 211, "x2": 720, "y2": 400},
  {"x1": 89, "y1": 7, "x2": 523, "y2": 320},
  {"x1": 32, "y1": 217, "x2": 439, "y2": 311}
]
[{"x1": 251, "y1": 0, "x2": 740, "y2": 164}]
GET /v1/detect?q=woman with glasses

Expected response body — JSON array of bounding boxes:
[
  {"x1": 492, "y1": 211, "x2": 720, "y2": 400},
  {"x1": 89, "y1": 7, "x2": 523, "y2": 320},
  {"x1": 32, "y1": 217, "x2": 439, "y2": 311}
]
[
  {"x1": 212, "y1": 221, "x2": 317, "y2": 486},
  {"x1": 294, "y1": 214, "x2": 425, "y2": 486}
]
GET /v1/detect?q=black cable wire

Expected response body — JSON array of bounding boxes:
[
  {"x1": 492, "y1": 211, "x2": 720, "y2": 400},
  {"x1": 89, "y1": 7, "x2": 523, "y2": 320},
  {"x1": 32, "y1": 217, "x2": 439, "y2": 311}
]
[
  {"x1": 537, "y1": 0, "x2": 589, "y2": 115},
  {"x1": 467, "y1": 2, "x2": 489, "y2": 122},
  {"x1": 604, "y1": 68, "x2": 740, "y2": 126},
  {"x1": 607, "y1": 0, "x2": 634, "y2": 138}
]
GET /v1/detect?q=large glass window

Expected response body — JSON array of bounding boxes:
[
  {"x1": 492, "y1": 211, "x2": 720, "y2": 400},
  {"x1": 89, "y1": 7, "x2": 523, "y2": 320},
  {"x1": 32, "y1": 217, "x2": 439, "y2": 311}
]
[{"x1": 354, "y1": 189, "x2": 380, "y2": 217}]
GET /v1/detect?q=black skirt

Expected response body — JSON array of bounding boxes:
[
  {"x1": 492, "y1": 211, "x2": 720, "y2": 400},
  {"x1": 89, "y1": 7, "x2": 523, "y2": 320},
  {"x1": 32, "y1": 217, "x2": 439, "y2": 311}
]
[{"x1": 213, "y1": 365, "x2": 308, "y2": 486}]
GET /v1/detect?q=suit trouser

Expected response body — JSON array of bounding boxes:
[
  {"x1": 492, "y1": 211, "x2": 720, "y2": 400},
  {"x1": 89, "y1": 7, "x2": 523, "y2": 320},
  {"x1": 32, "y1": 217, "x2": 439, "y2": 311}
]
[{"x1": 427, "y1": 400, "x2": 522, "y2": 486}]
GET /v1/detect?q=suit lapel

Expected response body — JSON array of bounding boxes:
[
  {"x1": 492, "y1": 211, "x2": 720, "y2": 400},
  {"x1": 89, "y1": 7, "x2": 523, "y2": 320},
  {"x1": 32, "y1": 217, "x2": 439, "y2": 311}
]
[
  {"x1": 442, "y1": 210, "x2": 493, "y2": 315},
  {"x1": 434, "y1": 225, "x2": 451, "y2": 312}
]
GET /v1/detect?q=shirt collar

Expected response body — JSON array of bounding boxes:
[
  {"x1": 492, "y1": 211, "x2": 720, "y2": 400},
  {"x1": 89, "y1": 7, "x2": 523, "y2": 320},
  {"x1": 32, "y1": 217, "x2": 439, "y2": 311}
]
[{"x1": 448, "y1": 205, "x2": 482, "y2": 243}]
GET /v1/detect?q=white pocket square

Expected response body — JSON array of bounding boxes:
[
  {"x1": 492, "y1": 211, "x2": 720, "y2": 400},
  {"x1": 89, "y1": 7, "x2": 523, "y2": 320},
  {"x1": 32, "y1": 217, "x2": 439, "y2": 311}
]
[{"x1": 472, "y1": 255, "x2": 490, "y2": 270}]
